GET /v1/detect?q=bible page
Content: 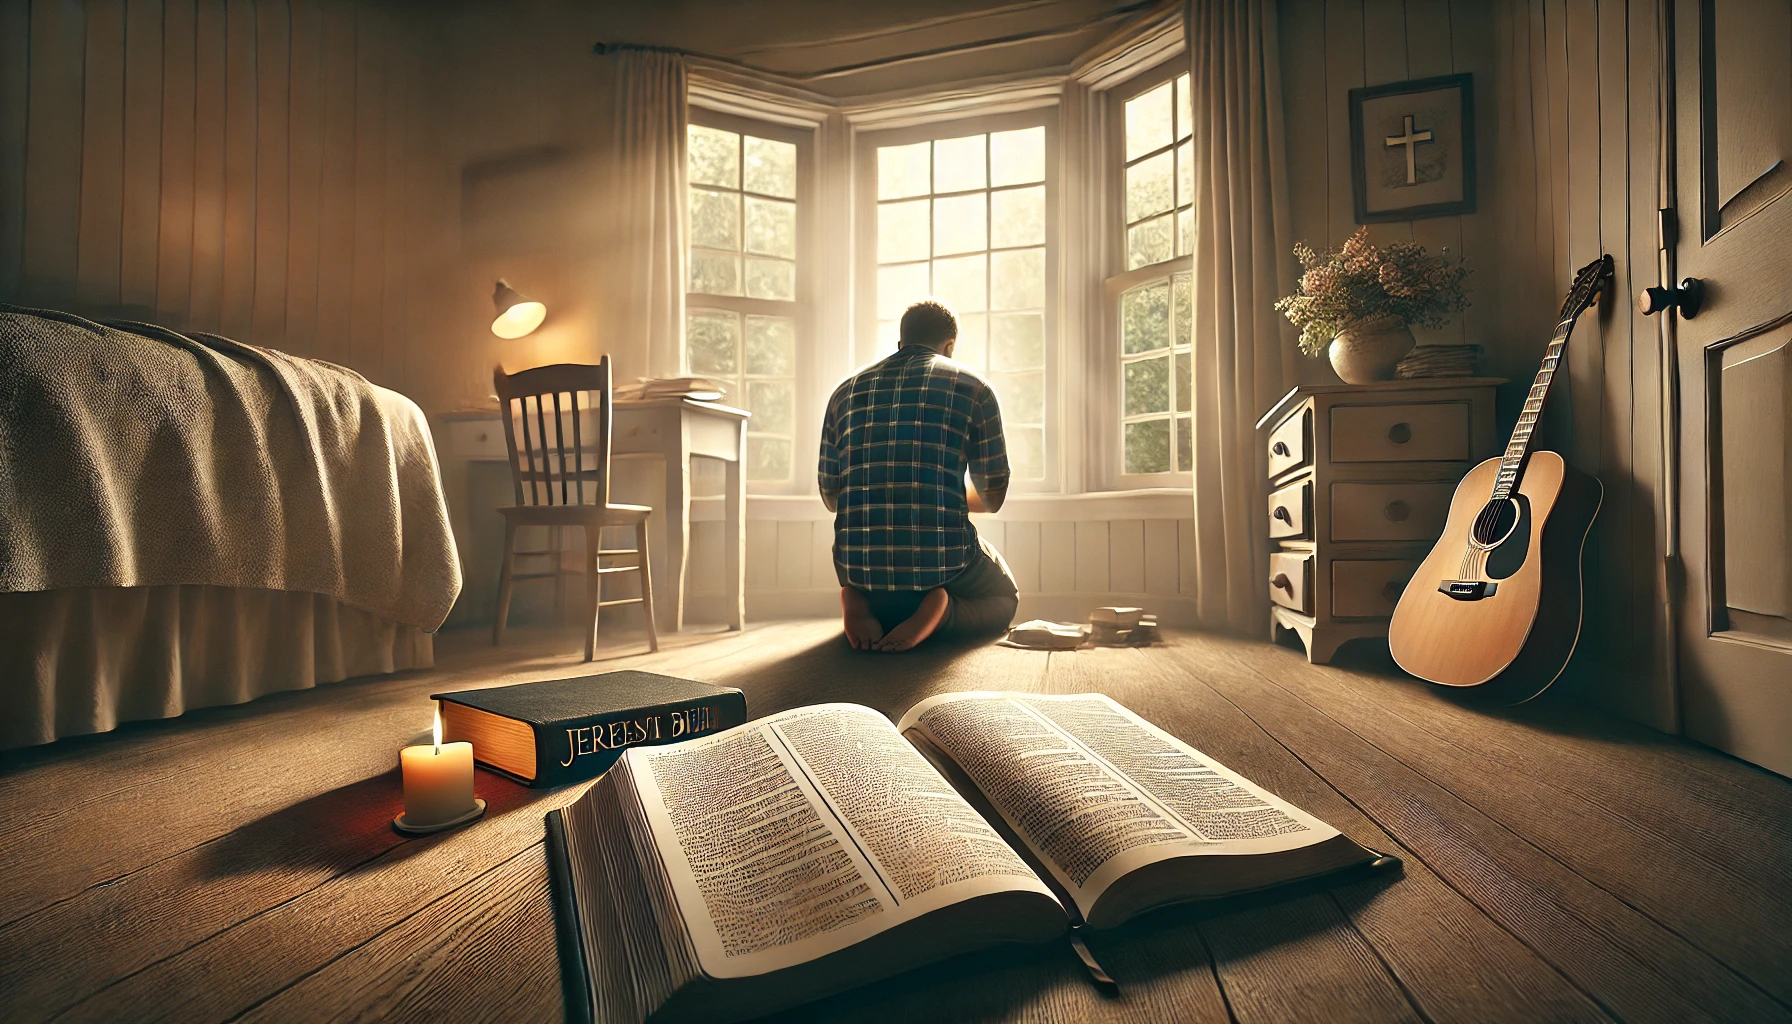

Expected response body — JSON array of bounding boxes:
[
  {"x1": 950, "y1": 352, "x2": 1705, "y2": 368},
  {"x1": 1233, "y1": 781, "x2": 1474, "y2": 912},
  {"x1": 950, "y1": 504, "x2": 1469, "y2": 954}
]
[
  {"x1": 897, "y1": 692, "x2": 1337, "y2": 920},
  {"x1": 626, "y1": 703, "x2": 1058, "y2": 981}
]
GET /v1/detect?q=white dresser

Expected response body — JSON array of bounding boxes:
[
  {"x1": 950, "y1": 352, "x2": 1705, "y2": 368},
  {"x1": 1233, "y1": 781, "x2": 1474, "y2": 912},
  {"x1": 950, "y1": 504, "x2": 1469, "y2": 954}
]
[{"x1": 1256, "y1": 378, "x2": 1505, "y2": 663}]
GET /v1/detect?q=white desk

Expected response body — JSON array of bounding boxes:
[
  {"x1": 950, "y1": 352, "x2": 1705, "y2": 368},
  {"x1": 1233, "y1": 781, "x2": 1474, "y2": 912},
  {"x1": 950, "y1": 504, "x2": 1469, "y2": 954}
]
[{"x1": 435, "y1": 398, "x2": 748, "y2": 633}]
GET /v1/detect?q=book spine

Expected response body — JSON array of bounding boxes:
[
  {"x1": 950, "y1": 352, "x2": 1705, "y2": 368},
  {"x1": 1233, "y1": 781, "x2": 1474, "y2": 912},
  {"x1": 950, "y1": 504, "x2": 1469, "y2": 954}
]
[
  {"x1": 544, "y1": 810, "x2": 595, "y2": 1024},
  {"x1": 530, "y1": 692, "x2": 748, "y2": 787}
]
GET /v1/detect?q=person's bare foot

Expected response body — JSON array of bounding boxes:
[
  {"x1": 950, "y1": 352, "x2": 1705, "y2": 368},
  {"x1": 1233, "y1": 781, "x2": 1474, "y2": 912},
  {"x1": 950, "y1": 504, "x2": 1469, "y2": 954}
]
[
  {"x1": 874, "y1": 588, "x2": 949, "y2": 652},
  {"x1": 841, "y1": 587, "x2": 885, "y2": 650}
]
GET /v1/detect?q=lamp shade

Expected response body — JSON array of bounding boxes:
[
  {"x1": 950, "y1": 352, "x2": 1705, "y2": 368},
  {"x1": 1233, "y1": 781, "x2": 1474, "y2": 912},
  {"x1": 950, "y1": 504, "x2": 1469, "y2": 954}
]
[{"x1": 490, "y1": 279, "x2": 546, "y2": 339}]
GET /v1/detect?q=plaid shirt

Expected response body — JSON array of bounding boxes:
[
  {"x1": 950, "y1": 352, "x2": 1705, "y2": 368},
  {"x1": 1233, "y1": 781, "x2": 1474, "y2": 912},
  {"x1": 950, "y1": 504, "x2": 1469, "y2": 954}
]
[{"x1": 819, "y1": 345, "x2": 1010, "y2": 590}]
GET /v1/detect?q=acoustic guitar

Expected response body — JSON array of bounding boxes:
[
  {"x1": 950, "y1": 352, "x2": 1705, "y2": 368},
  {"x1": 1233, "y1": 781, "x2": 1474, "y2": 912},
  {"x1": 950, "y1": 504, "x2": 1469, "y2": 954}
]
[{"x1": 1388, "y1": 255, "x2": 1610, "y2": 702}]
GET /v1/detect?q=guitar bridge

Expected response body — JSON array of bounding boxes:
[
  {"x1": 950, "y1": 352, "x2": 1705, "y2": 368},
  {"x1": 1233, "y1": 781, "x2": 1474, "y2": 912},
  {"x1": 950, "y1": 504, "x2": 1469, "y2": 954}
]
[{"x1": 1438, "y1": 580, "x2": 1498, "y2": 601}]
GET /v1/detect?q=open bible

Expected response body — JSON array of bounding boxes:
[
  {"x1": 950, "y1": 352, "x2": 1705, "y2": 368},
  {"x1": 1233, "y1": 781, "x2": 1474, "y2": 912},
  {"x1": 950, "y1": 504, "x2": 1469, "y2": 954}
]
[{"x1": 546, "y1": 692, "x2": 1385, "y2": 1024}]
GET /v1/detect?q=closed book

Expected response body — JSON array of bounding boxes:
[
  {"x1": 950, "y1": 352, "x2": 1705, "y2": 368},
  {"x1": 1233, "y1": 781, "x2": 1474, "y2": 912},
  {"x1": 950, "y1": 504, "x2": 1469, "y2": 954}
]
[{"x1": 433, "y1": 671, "x2": 747, "y2": 787}]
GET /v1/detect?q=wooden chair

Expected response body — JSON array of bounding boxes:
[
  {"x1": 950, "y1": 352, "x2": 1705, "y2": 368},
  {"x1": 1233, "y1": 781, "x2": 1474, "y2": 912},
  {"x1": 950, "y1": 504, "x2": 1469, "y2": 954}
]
[{"x1": 492, "y1": 357, "x2": 657, "y2": 659}]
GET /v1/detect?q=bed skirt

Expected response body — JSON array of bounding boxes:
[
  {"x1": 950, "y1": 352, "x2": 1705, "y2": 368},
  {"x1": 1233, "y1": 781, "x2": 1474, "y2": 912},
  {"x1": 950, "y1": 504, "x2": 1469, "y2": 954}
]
[{"x1": 0, "y1": 585, "x2": 433, "y2": 750}]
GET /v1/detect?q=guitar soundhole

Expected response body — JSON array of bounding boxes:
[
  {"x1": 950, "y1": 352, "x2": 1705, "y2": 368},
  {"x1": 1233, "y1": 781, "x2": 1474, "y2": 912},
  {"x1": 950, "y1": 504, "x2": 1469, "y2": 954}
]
[{"x1": 1470, "y1": 498, "x2": 1521, "y2": 547}]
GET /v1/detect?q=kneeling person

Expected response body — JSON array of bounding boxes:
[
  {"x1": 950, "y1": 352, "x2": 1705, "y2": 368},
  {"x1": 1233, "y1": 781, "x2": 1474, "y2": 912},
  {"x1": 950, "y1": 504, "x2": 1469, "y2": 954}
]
[{"x1": 819, "y1": 301, "x2": 1020, "y2": 652}]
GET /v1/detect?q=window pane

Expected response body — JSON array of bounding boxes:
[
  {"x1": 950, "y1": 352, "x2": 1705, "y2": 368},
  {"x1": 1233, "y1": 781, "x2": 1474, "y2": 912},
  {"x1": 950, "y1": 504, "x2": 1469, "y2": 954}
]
[
  {"x1": 1176, "y1": 207, "x2": 1193, "y2": 258},
  {"x1": 878, "y1": 199, "x2": 930, "y2": 263},
  {"x1": 990, "y1": 126, "x2": 1046, "y2": 186},
  {"x1": 1176, "y1": 74, "x2": 1192, "y2": 141},
  {"x1": 991, "y1": 370, "x2": 1044, "y2": 423},
  {"x1": 743, "y1": 136, "x2": 796, "y2": 198},
  {"x1": 1125, "y1": 81, "x2": 1173, "y2": 161},
  {"x1": 878, "y1": 141, "x2": 931, "y2": 200},
  {"x1": 990, "y1": 185, "x2": 1045, "y2": 248},
  {"x1": 747, "y1": 436, "x2": 791, "y2": 481},
  {"x1": 1172, "y1": 272, "x2": 1192, "y2": 346},
  {"x1": 991, "y1": 312, "x2": 1044, "y2": 370},
  {"x1": 744, "y1": 257, "x2": 795, "y2": 300},
  {"x1": 1176, "y1": 140, "x2": 1193, "y2": 207},
  {"x1": 933, "y1": 193, "x2": 987, "y2": 255},
  {"x1": 686, "y1": 310, "x2": 739, "y2": 376},
  {"x1": 1175, "y1": 351, "x2": 1192, "y2": 412},
  {"x1": 878, "y1": 262, "x2": 929, "y2": 319},
  {"x1": 1127, "y1": 214, "x2": 1174, "y2": 270},
  {"x1": 744, "y1": 197, "x2": 796, "y2": 258},
  {"x1": 689, "y1": 250, "x2": 741, "y2": 295},
  {"x1": 1125, "y1": 419, "x2": 1171, "y2": 474},
  {"x1": 1121, "y1": 281, "x2": 1169, "y2": 353},
  {"x1": 689, "y1": 188, "x2": 740, "y2": 250},
  {"x1": 1175, "y1": 415, "x2": 1192, "y2": 472},
  {"x1": 953, "y1": 312, "x2": 987, "y2": 369},
  {"x1": 933, "y1": 253, "x2": 987, "y2": 313},
  {"x1": 990, "y1": 247, "x2": 1044, "y2": 310},
  {"x1": 933, "y1": 134, "x2": 987, "y2": 193},
  {"x1": 745, "y1": 315, "x2": 795, "y2": 376},
  {"x1": 877, "y1": 319, "x2": 898, "y2": 348},
  {"x1": 688, "y1": 125, "x2": 739, "y2": 188},
  {"x1": 1127, "y1": 150, "x2": 1174, "y2": 222},
  {"x1": 746, "y1": 380, "x2": 794, "y2": 435},
  {"x1": 1125, "y1": 356, "x2": 1170, "y2": 415},
  {"x1": 1008, "y1": 425, "x2": 1045, "y2": 479}
]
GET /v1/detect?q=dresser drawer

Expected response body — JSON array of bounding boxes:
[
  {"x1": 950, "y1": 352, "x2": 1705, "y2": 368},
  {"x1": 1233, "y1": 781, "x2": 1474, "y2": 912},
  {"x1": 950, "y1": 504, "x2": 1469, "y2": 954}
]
[
  {"x1": 1331, "y1": 402, "x2": 1470, "y2": 462},
  {"x1": 1270, "y1": 551, "x2": 1312, "y2": 614},
  {"x1": 441, "y1": 418, "x2": 509, "y2": 460},
  {"x1": 1331, "y1": 482, "x2": 1455, "y2": 541},
  {"x1": 1267, "y1": 404, "x2": 1312, "y2": 478},
  {"x1": 1332, "y1": 559, "x2": 1420, "y2": 618},
  {"x1": 1268, "y1": 478, "x2": 1311, "y2": 539}
]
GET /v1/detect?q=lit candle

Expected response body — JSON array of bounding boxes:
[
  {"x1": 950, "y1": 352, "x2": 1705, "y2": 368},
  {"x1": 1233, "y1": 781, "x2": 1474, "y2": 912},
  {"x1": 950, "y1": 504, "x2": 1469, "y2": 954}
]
[{"x1": 399, "y1": 708, "x2": 477, "y2": 828}]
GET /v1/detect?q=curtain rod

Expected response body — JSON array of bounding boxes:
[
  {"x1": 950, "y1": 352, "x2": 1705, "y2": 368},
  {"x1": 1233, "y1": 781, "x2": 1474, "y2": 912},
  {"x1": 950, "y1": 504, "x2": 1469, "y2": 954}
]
[{"x1": 593, "y1": 0, "x2": 1166, "y2": 84}]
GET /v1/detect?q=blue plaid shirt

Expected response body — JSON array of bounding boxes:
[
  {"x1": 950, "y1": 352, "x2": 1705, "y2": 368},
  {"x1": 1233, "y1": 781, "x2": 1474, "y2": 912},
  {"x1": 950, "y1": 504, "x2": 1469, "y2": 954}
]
[{"x1": 819, "y1": 346, "x2": 1010, "y2": 590}]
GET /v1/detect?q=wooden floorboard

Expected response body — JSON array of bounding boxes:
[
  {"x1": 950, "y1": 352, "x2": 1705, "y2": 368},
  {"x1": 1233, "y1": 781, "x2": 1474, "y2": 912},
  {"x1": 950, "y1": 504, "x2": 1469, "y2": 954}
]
[{"x1": 2, "y1": 621, "x2": 1789, "y2": 1024}]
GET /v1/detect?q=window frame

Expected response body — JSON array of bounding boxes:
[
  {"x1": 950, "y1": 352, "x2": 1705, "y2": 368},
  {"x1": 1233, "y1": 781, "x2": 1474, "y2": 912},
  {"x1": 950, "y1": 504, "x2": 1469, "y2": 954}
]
[
  {"x1": 684, "y1": 108, "x2": 817, "y2": 496},
  {"x1": 852, "y1": 107, "x2": 1062, "y2": 495},
  {"x1": 1099, "y1": 58, "x2": 1195, "y2": 490}
]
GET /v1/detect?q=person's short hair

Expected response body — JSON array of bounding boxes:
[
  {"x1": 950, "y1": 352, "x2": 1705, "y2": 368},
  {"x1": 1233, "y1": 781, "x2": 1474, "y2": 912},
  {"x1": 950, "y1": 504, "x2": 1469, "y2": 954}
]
[{"x1": 899, "y1": 301, "x2": 957, "y2": 350}]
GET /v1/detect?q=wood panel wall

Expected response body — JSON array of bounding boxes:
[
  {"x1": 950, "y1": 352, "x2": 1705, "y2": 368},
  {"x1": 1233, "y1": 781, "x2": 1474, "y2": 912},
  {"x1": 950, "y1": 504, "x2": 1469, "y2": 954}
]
[
  {"x1": 0, "y1": 0, "x2": 462, "y2": 408},
  {"x1": 1280, "y1": 0, "x2": 1672, "y2": 729}
]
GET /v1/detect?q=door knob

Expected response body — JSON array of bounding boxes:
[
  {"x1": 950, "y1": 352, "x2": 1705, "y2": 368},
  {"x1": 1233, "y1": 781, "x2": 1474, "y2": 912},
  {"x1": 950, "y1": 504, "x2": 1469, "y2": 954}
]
[{"x1": 1638, "y1": 277, "x2": 1704, "y2": 319}]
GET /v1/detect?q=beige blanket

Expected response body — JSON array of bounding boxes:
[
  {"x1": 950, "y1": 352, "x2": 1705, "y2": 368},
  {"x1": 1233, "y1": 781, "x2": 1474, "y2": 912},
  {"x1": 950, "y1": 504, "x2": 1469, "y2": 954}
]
[{"x1": 0, "y1": 305, "x2": 461, "y2": 630}]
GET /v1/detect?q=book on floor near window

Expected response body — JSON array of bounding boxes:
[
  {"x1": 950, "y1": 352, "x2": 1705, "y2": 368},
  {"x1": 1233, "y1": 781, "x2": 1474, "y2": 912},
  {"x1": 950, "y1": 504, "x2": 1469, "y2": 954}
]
[
  {"x1": 434, "y1": 671, "x2": 746, "y2": 788},
  {"x1": 546, "y1": 692, "x2": 1392, "y2": 1023}
]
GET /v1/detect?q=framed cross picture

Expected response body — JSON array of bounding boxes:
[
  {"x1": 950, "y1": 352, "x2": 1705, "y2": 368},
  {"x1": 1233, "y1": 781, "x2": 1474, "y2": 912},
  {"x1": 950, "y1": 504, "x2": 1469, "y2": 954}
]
[{"x1": 1349, "y1": 73, "x2": 1476, "y2": 223}]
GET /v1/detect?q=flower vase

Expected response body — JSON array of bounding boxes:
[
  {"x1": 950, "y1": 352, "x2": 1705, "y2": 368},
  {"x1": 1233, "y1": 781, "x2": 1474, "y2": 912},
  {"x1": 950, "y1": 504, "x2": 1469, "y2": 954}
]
[{"x1": 1328, "y1": 315, "x2": 1416, "y2": 384}]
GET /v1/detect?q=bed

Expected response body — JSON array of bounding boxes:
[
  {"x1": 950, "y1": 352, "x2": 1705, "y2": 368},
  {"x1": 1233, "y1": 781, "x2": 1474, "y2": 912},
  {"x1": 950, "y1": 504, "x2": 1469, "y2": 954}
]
[{"x1": 0, "y1": 305, "x2": 461, "y2": 749}]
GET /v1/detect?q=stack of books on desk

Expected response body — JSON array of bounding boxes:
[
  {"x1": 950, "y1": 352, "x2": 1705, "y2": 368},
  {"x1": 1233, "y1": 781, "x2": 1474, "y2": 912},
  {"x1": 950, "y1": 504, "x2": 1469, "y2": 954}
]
[{"x1": 612, "y1": 377, "x2": 726, "y2": 402}]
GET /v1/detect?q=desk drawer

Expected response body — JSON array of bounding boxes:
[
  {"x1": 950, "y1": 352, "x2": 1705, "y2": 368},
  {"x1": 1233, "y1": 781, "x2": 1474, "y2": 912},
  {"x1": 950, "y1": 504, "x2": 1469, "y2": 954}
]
[
  {"x1": 1268, "y1": 478, "x2": 1311, "y2": 540},
  {"x1": 1333, "y1": 559, "x2": 1419, "y2": 618},
  {"x1": 1331, "y1": 481, "x2": 1455, "y2": 541},
  {"x1": 442, "y1": 418, "x2": 509, "y2": 460},
  {"x1": 1270, "y1": 551, "x2": 1312, "y2": 614},
  {"x1": 1331, "y1": 402, "x2": 1470, "y2": 462},
  {"x1": 1267, "y1": 405, "x2": 1312, "y2": 478}
]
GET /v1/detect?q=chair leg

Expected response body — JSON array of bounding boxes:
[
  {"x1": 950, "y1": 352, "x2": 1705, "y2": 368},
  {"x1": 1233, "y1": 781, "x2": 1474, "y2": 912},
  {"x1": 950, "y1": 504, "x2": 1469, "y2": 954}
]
[
  {"x1": 551, "y1": 526, "x2": 567, "y2": 625},
  {"x1": 636, "y1": 517, "x2": 659, "y2": 653},
  {"x1": 584, "y1": 525, "x2": 602, "y2": 662},
  {"x1": 493, "y1": 519, "x2": 518, "y2": 647}
]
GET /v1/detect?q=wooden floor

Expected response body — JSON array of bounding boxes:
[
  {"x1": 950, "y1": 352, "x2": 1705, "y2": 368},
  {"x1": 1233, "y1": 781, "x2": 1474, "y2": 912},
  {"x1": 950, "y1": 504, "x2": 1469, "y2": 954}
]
[{"x1": 3, "y1": 620, "x2": 1790, "y2": 1024}]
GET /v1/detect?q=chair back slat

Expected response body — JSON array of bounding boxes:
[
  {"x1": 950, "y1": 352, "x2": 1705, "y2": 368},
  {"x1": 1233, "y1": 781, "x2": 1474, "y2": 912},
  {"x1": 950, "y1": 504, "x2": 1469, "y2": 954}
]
[{"x1": 492, "y1": 358, "x2": 613, "y2": 508}]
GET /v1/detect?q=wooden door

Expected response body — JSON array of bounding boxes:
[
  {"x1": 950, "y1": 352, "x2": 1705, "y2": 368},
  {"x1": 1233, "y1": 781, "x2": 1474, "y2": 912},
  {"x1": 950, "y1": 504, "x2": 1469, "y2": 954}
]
[{"x1": 1667, "y1": 0, "x2": 1792, "y2": 776}]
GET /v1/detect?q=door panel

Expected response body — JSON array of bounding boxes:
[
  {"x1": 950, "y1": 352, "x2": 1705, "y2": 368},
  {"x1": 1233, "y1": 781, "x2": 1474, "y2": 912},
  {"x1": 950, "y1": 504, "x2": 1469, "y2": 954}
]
[{"x1": 1673, "y1": 0, "x2": 1792, "y2": 777}]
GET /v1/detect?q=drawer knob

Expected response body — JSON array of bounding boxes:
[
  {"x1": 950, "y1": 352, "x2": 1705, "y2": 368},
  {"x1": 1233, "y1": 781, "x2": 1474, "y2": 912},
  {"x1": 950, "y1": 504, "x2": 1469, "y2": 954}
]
[
  {"x1": 1384, "y1": 500, "x2": 1411, "y2": 522},
  {"x1": 1271, "y1": 573, "x2": 1293, "y2": 593},
  {"x1": 477, "y1": 432, "x2": 489, "y2": 443},
  {"x1": 1272, "y1": 505, "x2": 1292, "y2": 524},
  {"x1": 1382, "y1": 581, "x2": 1403, "y2": 603},
  {"x1": 1387, "y1": 422, "x2": 1412, "y2": 444},
  {"x1": 1272, "y1": 440, "x2": 1291, "y2": 456}
]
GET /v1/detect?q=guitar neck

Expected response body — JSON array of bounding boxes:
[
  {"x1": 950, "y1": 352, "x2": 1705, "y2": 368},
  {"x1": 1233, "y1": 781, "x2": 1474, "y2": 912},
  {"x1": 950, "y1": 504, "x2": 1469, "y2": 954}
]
[{"x1": 1492, "y1": 318, "x2": 1575, "y2": 500}]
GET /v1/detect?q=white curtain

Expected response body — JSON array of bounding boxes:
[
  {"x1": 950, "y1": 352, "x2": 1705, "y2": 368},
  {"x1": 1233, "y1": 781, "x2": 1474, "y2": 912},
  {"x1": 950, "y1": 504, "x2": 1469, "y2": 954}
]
[
  {"x1": 1186, "y1": 0, "x2": 1298, "y2": 633},
  {"x1": 603, "y1": 50, "x2": 688, "y2": 379}
]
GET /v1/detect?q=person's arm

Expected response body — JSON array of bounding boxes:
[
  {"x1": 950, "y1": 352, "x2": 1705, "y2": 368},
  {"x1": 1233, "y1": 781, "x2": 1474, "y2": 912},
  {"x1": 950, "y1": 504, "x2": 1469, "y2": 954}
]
[
  {"x1": 966, "y1": 384, "x2": 1011, "y2": 514},
  {"x1": 818, "y1": 394, "x2": 843, "y2": 513}
]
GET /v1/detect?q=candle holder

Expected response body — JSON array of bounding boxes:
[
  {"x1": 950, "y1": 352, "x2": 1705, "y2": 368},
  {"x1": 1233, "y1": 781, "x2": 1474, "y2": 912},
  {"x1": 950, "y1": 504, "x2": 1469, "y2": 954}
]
[
  {"x1": 393, "y1": 798, "x2": 487, "y2": 836},
  {"x1": 394, "y1": 707, "x2": 486, "y2": 836}
]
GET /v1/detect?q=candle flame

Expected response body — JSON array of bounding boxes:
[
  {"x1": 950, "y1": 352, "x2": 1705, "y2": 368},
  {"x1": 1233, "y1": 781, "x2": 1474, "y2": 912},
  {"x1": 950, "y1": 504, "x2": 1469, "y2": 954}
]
[{"x1": 433, "y1": 705, "x2": 442, "y2": 751}]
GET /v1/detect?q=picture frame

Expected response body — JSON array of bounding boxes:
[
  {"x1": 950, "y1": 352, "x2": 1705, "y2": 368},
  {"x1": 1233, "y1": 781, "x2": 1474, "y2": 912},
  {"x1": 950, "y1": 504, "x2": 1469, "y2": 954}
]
[{"x1": 1348, "y1": 73, "x2": 1476, "y2": 223}]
